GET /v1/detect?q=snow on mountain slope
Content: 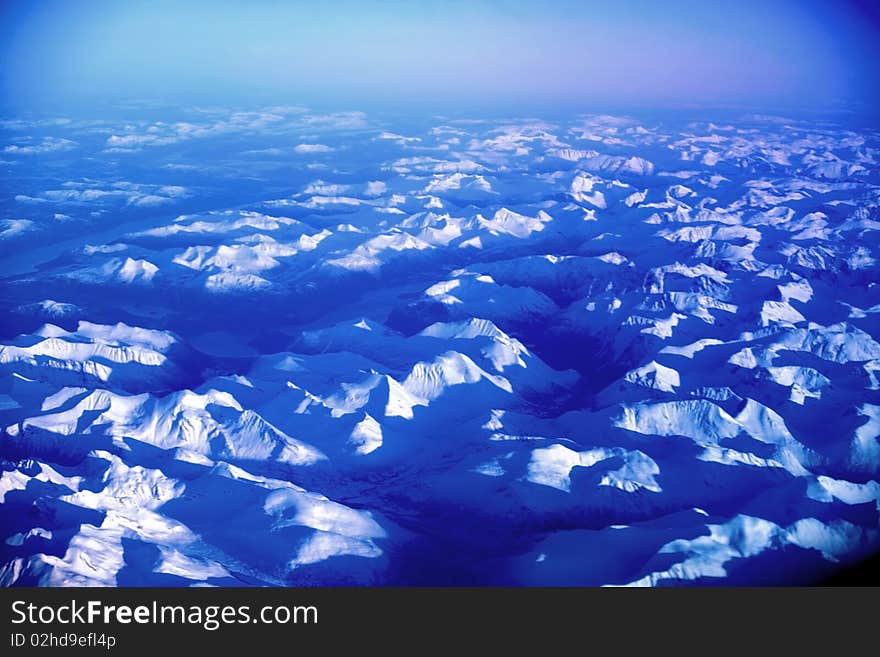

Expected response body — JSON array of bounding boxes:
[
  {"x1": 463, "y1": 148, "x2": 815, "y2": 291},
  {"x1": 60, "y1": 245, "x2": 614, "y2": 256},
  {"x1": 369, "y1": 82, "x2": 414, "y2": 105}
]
[
  {"x1": 0, "y1": 322, "x2": 181, "y2": 390},
  {"x1": 419, "y1": 318, "x2": 529, "y2": 372},
  {"x1": 527, "y1": 443, "x2": 661, "y2": 493},
  {"x1": 623, "y1": 361, "x2": 681, "y2": 392},
  {"x1": 15, "y1": 300, "x2": 81, "y2": 319},
  {"x1": 401, "y1": 350, "x2": 512, "y2": 401},
  {"x1": 2, "y1": 109, "x2": 879, "y2": 586},
  {"x1": 616, "y1": 514, "x2": 877, "y2": 587},
  {"x1": 325, "y1": 230, "x2": 433, "y2": 272},
  {"x1": 476, "y1": 208, "x2": 552, "y2": 238},
  {"x1": 0, "y1": 454, "x2": 388, "y2": 585},
  {"x1": 134, "y1": 210, "x2": 303, "y2": 238},
  {"x1": 419, "y1": 272, "x2": 559, "y2": 324},
  {"x1": 5, "y1": 385, "x2": 325, "y2": 468},
  {"x1": 324, "y1": 372, "x2": 425, "y2": 419}
]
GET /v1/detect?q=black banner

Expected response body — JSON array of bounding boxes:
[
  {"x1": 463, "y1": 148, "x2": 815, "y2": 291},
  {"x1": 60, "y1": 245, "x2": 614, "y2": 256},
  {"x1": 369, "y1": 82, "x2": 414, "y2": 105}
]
[{"x1": 1, "y1": 587, "x2": 878, "y2": 652}]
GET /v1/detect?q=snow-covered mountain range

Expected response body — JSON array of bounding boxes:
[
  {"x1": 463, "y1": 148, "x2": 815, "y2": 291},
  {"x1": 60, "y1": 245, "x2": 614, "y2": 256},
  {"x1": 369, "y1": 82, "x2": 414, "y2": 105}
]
[{"x1": 1, "y1": 108, "x2": 879, "y2": 585}]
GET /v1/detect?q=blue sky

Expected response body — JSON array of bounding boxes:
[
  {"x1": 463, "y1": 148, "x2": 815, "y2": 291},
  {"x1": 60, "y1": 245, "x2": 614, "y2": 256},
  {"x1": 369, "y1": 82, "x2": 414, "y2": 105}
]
[{"x1": 1, "y1": 0, "x2": 878, "y2": 115}]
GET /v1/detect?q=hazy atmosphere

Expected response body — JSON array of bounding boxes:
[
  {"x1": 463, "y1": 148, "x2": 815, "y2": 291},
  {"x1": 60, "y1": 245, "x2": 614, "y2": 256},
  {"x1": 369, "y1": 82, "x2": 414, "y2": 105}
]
[{"x1": 2, "y1": 0, "x2": 879, "y2": 115}]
